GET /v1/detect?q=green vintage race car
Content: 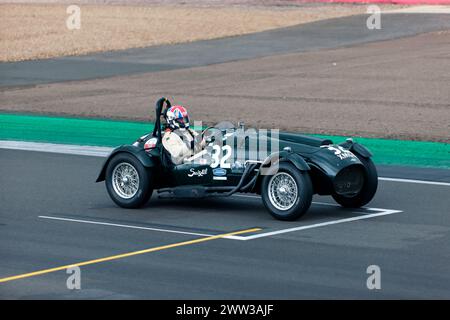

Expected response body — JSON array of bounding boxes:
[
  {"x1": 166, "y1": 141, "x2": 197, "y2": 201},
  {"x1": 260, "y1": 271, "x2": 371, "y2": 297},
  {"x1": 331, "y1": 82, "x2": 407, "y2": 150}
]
[{"x1": 96, "y1": 98, "x2": 378, "y2": 221}]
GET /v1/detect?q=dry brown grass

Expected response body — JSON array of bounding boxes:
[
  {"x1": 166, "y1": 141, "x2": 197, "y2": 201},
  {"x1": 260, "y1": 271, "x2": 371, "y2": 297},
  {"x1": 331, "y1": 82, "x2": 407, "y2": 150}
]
[{"x1": 0, "y1": 3, "x2": 372, "y2": 62}]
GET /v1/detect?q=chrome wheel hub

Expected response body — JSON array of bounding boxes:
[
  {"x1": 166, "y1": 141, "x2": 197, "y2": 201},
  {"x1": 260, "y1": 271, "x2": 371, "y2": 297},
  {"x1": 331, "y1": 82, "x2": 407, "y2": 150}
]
[
  {"x1": 112, "y1": 162, "x2": 140, "y2": 199},
  {"x1": 268, "y1": 172, "x2": 298, "y2": 211}
]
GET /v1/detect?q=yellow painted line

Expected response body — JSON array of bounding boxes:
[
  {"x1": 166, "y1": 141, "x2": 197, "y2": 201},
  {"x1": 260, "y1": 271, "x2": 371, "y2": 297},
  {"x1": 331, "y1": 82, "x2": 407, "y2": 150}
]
[{"x1": 0, "y1": 227, "x2": 260, "y2": 284}]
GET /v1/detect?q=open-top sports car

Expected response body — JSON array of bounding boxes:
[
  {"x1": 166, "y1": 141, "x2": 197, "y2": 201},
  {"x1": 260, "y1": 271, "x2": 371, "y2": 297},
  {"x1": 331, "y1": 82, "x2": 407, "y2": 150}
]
[{"x1": 96, "y1": 98, "x2": 378, "y2": 221}]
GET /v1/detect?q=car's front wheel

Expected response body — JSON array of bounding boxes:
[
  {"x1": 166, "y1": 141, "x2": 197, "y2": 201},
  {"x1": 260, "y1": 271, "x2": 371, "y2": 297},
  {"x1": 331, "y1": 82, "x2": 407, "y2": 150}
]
[
  {"x1": 261, "y1": 162, "x2": 313, "y2": 221},
  {"x1": 105, "y1": 153, "x2": 153, "y2": 208}
]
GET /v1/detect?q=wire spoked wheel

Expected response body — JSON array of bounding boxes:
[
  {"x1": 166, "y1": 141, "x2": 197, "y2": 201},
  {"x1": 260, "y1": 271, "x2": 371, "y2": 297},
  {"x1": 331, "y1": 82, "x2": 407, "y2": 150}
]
[
  {"x1": 112, "y1": 162, "x2": 140, "y2": 199},
  {"x1": 106, "y1": 153, "x2": 153, "y2": 208},
  {"x1": 268, "y1": 172, "x2": 298, "y2": 211},
  {"x1": 262, "y1": 162, "x2": 313, "y2": 221}
]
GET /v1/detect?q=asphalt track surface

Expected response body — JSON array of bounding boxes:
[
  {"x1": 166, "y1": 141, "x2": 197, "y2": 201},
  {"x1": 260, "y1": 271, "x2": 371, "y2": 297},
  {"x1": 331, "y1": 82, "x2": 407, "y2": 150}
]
[
  {"x1": 2, "y1": 13, "x2": 450, "y2": 87},
  {"x1": 0, "y1": 149, "x2": 449, "y2": 299},
  {"x1": 1, "y1": 11, "x2": 450, "y2": 299}
]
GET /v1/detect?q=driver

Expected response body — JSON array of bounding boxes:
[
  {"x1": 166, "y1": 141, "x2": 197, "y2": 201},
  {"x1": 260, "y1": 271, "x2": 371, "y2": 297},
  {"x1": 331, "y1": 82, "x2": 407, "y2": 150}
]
[{"x1": 162, "y1": 105, "x2": 205, "y2": 165}]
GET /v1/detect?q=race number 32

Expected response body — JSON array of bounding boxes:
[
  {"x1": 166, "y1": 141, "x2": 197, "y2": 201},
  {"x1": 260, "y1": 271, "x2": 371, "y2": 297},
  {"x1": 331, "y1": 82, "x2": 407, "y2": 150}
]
[{"x1": 210, "y1": 145, "x2": 232, "y2": 169}]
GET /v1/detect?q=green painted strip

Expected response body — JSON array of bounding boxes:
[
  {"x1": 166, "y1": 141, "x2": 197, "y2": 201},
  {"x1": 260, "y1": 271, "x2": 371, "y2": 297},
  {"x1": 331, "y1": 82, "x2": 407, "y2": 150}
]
[
  {"x1": 1, "y1": 113, "x2": 449, "y2": 169},
  {"x1": 0, "y1": 113, "x2": 153, "y2": 147}
]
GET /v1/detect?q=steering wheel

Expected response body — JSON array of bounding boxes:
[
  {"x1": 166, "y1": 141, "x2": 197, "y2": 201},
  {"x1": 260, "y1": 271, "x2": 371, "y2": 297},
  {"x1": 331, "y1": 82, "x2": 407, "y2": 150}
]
[{"x1": 202, "y1": 126, "x2": 223, "y2": 144}]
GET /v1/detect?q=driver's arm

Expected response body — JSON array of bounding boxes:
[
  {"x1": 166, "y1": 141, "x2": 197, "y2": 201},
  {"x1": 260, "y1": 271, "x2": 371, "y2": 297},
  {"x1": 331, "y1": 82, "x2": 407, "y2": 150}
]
[{"x1": 189, "y1": 129, "x2": 206, "y2": 153}]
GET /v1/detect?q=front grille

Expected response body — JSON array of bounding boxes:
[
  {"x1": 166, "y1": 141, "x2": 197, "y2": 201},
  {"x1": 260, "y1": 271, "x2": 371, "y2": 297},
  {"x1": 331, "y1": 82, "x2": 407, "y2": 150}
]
[{"x1": 334, "y1": 165, "x2": 365, "y2": 196}]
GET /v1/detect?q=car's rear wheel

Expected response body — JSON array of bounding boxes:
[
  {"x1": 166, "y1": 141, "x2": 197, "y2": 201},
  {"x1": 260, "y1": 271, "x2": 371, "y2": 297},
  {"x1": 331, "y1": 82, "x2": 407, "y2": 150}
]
[
  {"x1": 105, "y1": 153, "x2": 153, "y2": 208},
  {"x1": 261, "y1": 162, "x2": 313, "y2": 221},
  {"x1": 332, "y1": 155, "x2": 377, "y2": 208}
]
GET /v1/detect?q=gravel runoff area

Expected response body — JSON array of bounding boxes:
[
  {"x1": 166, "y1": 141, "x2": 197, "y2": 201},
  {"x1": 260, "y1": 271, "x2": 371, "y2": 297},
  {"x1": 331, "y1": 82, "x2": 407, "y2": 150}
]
[
  {"x1": 1, "y1": 30, "x2": 449, "y2": 143},
  {"x1": 0, "y1": 1, "x2": 404, "y2": 62}
]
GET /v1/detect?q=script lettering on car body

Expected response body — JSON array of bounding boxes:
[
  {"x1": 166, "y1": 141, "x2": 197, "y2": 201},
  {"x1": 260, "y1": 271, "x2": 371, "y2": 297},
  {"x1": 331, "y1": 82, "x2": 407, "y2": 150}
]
[{"x1": 188, "y1": 168, "x2": 208, "y2": 177}]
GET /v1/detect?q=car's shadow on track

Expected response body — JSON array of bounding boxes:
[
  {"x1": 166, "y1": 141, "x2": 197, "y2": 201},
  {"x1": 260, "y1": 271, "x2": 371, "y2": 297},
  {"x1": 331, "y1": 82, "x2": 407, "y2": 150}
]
[
  {"x1": 127, "y1": 194, "x2": 367, "y2": 225},
  {"x1": 88, "y1": 189, "x2": 372, "y2": 234}
]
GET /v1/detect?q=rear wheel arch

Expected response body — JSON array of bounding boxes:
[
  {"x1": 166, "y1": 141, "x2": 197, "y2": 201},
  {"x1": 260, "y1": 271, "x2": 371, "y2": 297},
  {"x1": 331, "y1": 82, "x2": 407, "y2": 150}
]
[
  {"x1": 284, "y1": 153, "x2": 310, "y2": 171},
  {"x1": 252, "y1": 152, "x2": 310, "y2": 193}
]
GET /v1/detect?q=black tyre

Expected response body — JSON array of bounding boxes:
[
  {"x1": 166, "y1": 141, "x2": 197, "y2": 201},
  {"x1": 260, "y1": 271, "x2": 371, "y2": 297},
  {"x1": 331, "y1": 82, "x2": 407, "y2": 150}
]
[
  {"x1": 261, "y1": 162, "x2": 313, "y2": 221},
  {"x1": 105, "y1": 153, "x2": 153, "y2": 208},
  {"x1": 332, "y1": 155, "x2": 378, "y2": 208}
]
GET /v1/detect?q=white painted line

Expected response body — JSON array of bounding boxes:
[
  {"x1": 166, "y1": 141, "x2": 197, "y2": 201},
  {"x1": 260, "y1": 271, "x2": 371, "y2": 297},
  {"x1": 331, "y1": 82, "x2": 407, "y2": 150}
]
[
  {"x1": 234, "y1": 194, "x2": 346, "y2": 207},
  {"x1": 229, "y1": 197, "x2": 404, "y2": 240},
  {"x1": 0, "y1": 140, "x2": 112, "y2": 157},
  {"x1": 233, "y1": 208, "x2": 403, "y2": 241},
  {"x1": 2, "y1": 140, "x2": 449, "y2": 187},
  {"x1": 39, "y1": 204, "x2": 403, "y2": 242},
  {"x1": 38, "y1": 215, "x2": 215, "y2": 238},
  {"x1": 378, "y1": 177, "x2": 450, "y2": 187}
]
